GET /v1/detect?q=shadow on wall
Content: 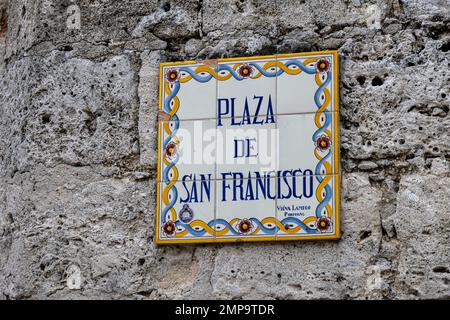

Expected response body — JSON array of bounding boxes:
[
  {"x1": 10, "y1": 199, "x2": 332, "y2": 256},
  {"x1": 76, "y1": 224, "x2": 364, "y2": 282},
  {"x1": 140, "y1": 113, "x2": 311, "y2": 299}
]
[{"x1": 0, "y1": 0, "x2": 7, "y2": 39}]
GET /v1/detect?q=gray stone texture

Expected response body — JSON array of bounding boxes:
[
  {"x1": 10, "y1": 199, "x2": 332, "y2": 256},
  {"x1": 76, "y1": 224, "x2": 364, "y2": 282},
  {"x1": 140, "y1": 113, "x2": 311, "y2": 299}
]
[{"x1": 0, "y1": 0, "x2": 449, "y2": 299}]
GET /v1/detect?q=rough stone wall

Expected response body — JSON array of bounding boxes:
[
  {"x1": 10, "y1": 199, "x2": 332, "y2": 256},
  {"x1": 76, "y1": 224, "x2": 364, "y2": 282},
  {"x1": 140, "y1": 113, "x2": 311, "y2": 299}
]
[{"x1": 0, "y1": 0, "x2": 449, "y2": 299}]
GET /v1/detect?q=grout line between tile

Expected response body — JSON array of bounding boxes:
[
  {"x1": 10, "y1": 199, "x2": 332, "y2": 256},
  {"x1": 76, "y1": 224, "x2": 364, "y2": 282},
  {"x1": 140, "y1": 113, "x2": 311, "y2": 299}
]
[
  {"x1": 274, "y1": 55, "x2": 279, "y2": 241},
  {"x1": 159, "y1": 110, "x2": 339, "y2": 124},
  {"x1": 214, "y1": 65, "x2": 218, "y2": 241}
]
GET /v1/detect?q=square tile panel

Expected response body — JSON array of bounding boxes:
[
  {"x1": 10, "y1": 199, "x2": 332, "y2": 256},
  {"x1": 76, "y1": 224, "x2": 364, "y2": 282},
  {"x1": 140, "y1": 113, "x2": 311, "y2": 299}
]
[
  {"x1": 278, "y1": 112, "x2": 339, "y2": 175},
  {"x1": 215, "y1": 177, "x2": 277, "y2": 241},
  {"x1": 161, "y1": 62, "x2": 217, "y2": 120},
  {"x1": 158, "y1": 119, "x2": 217, "y2": 182},
  {"x1": 277, "y1": 52, "x2": 338, "y2": 114},
  {"x1": 157, "y1": 51, "x2": 340, "y2": 244},
  {"x1": 216, "y1": 115, "x2": 278, "y2": 177},
  {"x1": 156, "y1": 178, "x2": 216, "y2": 244},
  {"x1": 276, "y1": 174, "x2": 339, "y2": 240},
  {"x1": 217, "y1": 56, "x2": 278, "y2": 123}
]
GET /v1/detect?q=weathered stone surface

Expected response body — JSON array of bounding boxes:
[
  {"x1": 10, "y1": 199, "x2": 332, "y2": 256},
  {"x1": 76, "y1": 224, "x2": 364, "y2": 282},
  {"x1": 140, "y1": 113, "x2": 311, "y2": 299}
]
[
  {"x1": 1, "y1": 53, "x2": 141, "y2": 172},
  {"x1": 138, "y1": 50, "x2": 160, "y2": 168},
  {"x1": 0, "y1": 0, "x2": 449, "y2": 299},
  {"x1": 385, "y1": 174, "x2": 450, "y2": 299}
]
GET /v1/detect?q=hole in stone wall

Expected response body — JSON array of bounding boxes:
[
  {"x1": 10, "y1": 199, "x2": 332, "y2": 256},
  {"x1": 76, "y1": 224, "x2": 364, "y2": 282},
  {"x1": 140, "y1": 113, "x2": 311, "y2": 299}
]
[
  {"x1": 433, "y1": 266, "x2": 449, "y2": 273},
  {"x1": 60, "y1": 45, "x2": 73, "y2": 52},
  {"x1": 359, "y1": 230, "x2": 372, "y2": 240},
  {"x1": 371, "y1": 76, "x2": 384, "y2": 86},
  {"x1": 439, "y1": 42, "x2": 449, "y2": 52},
  {"x1": 357, "y1": 76, "x2": 366, "y2": 85},
  {"x1": 428, "y1": 25, "x2": 447, "y2": 40},
  {"x1": 41, "y1": 113, "x2": 51, "y2": 124},
  {"x1": 162, "y1": 2, "x2": 171, "y2": 12}
]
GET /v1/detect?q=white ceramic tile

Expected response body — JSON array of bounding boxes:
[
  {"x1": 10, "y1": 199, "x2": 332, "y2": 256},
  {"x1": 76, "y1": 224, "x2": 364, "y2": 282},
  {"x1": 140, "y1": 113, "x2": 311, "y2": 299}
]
[
  {"x1": 215, "y1": 57, "x2": 279, "y2": 177},
  {"x1": 277, "y1": 53, "x2": 336, "y2": 114},
  {"x1": 157, "y1": 178, "x2": 215, "y2": 242},
  {"x1": 276, "y1": 174, "x2": 339, "y2": 239},
  {"x1": 217, "y1": 57, "x2": 277, "y2": 124},
  {"x1": 216, "y1": 117, "x2": 278, "y2": 177},
  {"x1": 215, "y1": 177, "x2": 277, "y2": 239},
  {"x1": 278, "y1": 112, "x2": 338, "y2": 175},
  {"x1": 159, "y1": 119, "x2": 217, "y2": 182},
  {"x1": 161, "y1": 63, "x2": 217, "y2": 120}
]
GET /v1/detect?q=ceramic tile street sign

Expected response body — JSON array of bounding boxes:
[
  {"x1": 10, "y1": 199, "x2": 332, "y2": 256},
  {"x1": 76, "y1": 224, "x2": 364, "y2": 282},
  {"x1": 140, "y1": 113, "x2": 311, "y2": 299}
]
[{"x1": 156, "y1": 51, "x2": 340, "y2": 244}]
